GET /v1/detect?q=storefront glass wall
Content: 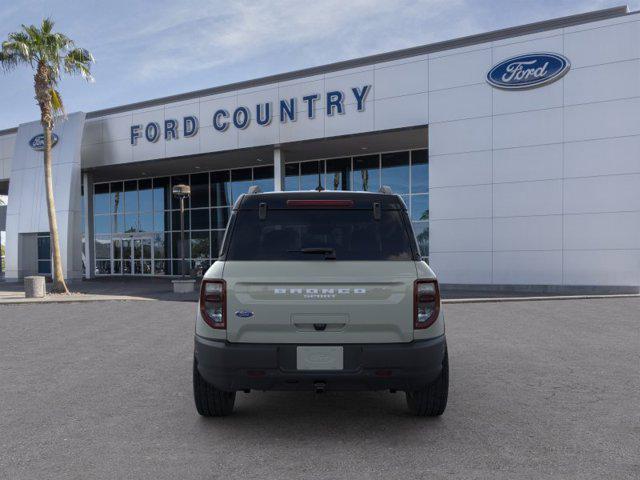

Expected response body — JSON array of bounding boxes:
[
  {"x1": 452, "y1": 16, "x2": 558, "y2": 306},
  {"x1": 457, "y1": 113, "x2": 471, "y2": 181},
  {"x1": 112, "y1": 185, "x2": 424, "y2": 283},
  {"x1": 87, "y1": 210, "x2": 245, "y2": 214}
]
[{"x1": 93, "y1": 148, "x2": 428, "y2": 276}]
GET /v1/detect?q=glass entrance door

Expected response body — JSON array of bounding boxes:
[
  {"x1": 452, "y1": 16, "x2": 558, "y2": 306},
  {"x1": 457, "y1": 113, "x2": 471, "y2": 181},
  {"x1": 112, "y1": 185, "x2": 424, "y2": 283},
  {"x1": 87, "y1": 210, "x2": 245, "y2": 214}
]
[{"x1": 112, "y1": 235, "x2": 153, "y2": 275}]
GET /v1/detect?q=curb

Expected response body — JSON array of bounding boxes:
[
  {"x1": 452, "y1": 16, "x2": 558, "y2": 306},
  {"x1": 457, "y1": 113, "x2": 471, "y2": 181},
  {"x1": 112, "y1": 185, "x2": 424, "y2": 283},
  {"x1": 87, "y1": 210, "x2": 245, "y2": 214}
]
[
  {"x1": 442, "y1": 294, "x2": 640, "y2": 304},
  {"x1": 0, "y1": 295, "x2": 153, "y2": 305}
]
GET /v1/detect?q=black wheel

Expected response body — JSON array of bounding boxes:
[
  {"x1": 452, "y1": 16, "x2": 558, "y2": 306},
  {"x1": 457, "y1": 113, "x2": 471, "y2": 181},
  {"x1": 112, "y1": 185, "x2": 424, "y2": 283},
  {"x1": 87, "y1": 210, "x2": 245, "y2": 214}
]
[
  {"x1": 405, "y1": 348, "x2": 449, "y2": 417},
  {"x1": 193, "y1": 359, "x2": 236, "y2": 417}
]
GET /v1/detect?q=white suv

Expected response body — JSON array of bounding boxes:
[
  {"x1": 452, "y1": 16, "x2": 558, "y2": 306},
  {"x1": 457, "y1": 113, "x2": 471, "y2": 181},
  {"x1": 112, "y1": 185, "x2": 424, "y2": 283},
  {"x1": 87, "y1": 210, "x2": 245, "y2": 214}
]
[{"x1": 193, "y1": 189, "x2": 448, "y2": 416}]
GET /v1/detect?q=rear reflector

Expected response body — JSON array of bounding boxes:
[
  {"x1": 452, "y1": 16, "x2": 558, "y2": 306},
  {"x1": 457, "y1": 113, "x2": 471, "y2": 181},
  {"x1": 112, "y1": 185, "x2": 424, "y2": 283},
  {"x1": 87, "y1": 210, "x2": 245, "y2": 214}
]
[{"x1": 286, "y1": 199, "x2": 354, "y2": 207}]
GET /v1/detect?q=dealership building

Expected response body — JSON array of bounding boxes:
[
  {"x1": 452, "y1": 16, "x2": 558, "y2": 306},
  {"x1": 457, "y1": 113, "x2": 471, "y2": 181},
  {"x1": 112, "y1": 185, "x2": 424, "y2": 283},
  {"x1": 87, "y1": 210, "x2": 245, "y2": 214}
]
[{"x1": 0, "y1": 6, "x2": 639, "y2": 291}]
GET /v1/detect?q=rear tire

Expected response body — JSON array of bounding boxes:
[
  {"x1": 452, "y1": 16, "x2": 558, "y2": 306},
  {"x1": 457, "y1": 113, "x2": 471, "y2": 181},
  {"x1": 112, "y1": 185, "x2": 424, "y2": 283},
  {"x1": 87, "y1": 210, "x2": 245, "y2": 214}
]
[
  {"x1": 405, "y1": 348, "x2": 449, "y2": 417},
  {"x1": 193, "y1": 359, "x2": 236, "y2": 417}
]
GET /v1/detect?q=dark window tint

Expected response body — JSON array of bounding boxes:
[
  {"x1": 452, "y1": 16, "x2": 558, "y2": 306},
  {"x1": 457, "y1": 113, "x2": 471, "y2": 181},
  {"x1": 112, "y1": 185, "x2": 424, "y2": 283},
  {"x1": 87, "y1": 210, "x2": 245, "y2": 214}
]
[
  {"x1": 253, "y1": 166, "x2": 274, "y2": 193},
  {"x1": 190, "y1": 173, "x2": 209, "y2": 208},
  {"x1": 227, "y1": 209, "x2": 414, "y2": 261},
  {"x1": 210, "y1": 171, "x2": 230, "y2": 207},
  {"x1": 284, "y1": 163, "x2": 299, "y2": 191}
]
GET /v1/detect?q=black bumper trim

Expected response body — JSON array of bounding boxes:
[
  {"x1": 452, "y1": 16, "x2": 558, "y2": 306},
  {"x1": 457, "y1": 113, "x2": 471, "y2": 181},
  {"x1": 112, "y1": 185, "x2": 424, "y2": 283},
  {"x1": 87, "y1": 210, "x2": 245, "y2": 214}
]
[{"x1": 194, "y1": 335, "x2": 446, "y2": 392}]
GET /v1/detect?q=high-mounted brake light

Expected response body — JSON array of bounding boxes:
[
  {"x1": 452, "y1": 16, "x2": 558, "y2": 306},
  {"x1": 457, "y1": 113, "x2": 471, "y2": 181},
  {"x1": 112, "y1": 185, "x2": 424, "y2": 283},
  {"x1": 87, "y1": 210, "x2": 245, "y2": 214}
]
[
  {"x1": 286, "y1": 199, "x2": 354, "y2": 207},
  {"x1": 200, "y1": 279, "x2": 226, "y2": 329},
  {"x1": 414, "y1": 279, "x2": 440, "y2": 329}
]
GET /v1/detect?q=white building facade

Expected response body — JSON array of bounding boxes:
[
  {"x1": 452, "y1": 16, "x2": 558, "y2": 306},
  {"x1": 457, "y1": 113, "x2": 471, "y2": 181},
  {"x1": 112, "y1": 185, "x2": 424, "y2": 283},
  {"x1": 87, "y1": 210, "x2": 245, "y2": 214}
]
[{"x1": 0, "y1": 6, "x2": 639, "y2": 292}]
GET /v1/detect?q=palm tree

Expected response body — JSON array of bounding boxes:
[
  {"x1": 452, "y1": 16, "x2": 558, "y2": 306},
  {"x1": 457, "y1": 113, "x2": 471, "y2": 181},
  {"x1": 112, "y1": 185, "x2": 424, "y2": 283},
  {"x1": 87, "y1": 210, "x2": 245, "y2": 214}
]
[{"x1": 0, "y1": 18, "x2": 93, "y2": 293}]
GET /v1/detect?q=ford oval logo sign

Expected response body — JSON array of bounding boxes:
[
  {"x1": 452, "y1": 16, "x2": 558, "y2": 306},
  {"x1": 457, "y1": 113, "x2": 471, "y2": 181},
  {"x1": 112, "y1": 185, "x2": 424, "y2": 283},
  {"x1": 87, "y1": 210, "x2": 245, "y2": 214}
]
[
  {"x1": 235, "y1": 310, "x2": 254, "y2": 318},
  {"x1": 29, "y1": 133, "x2": 59, "y2": 151},
  {"x1": 487, "y1": 53, "x2": 570, "y2": 90}
]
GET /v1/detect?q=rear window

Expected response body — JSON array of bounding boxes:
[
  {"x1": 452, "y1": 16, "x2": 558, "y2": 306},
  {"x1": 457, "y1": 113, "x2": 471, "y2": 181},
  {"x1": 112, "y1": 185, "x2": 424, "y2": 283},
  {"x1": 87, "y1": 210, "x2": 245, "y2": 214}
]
[{"x1": 225, "y1": 209, "x2": 415, "y2": 261}]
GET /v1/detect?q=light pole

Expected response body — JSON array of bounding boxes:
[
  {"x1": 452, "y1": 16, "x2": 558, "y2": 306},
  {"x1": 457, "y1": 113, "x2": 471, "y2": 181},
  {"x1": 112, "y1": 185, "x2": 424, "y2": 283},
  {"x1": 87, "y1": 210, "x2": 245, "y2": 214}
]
[{"x1": 172, "y1": 184, "x2": 191, "y2": 278}]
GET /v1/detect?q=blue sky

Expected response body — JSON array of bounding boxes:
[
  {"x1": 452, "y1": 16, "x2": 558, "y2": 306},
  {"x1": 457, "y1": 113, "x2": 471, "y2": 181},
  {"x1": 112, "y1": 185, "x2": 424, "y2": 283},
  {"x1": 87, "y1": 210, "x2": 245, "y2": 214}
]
[{"x1": 0, "y1": 0, "x2": 638, "y2": 130}]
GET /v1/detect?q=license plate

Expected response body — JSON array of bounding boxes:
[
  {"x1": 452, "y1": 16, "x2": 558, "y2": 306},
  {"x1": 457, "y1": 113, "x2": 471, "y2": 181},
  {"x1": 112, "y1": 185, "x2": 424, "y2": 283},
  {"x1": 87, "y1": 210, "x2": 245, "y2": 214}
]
[{"x1": 296, "y1": 346, "x2": 343, "y2": 370}]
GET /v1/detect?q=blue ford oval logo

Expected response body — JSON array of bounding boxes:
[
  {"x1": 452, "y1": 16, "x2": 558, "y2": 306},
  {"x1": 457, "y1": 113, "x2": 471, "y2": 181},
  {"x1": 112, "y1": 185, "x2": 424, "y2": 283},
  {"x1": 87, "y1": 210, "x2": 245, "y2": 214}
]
[
  {"x1": 235, "y1": 310, "x2": 254, "y2": 318},
  {"x1": 487, "y1": 53, "x2": 570, "y2": 90},
  {"x1": 29, "y1": 133, "x2": 59, "y2": 151}
]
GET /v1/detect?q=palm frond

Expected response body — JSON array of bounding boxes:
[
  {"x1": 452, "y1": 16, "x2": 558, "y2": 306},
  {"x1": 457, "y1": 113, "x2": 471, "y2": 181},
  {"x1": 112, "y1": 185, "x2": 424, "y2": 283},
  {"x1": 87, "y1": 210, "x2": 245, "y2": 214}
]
[
  {"x1": 64, "y1": 47, "x2": 94, "y2": 82},
  {"x1": 50, "y1": 87, "x2": 64, "y2": 114}
]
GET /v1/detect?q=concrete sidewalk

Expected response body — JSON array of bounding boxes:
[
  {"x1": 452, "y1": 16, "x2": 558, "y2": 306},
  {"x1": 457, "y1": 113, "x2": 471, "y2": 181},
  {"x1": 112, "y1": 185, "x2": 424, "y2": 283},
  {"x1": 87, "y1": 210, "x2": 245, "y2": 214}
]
[{"x1": 0, "y1": 277, "x2": 199, "y2": 304}]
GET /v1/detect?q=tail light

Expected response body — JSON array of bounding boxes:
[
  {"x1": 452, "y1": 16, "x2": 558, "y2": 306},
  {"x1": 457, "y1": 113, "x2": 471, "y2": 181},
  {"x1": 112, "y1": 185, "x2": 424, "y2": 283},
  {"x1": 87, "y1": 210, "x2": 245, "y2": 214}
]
[
  {"x1": 414, "y1": 279, "x2": 440, "y2": 329},
  {"x1": 200, "y1": 279, "x2": 226, "y2": 329}
]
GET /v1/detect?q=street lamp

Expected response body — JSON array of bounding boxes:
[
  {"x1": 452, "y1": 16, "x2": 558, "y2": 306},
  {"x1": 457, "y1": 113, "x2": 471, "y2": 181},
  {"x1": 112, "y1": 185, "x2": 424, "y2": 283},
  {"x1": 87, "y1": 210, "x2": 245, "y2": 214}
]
[{"x1": 172, "y1": 184, "x2": 191, "y2": 278}]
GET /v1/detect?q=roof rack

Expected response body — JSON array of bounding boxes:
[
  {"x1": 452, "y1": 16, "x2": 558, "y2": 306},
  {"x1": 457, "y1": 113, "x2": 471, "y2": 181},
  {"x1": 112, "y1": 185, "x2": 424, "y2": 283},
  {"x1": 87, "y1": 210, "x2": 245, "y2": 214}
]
[{"x1": 379, "y1": 185, "x2": 393, "y2": 194}]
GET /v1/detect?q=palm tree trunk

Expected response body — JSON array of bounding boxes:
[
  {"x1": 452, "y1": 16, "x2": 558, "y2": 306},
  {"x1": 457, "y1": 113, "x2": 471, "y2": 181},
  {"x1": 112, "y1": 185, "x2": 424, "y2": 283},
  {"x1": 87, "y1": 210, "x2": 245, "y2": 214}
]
[{"x1": 43, "y1": 124, "x2": 68, "y2": 294}]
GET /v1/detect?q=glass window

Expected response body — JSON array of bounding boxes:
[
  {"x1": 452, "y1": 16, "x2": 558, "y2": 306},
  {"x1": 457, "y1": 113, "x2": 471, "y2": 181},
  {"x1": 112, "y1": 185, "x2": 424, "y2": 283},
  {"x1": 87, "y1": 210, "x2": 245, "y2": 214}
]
[
  {"x1": 381, "y1": 151, "x2": 409, "y2": 194},
  {"x1": 172, "y1": 259, "x2": 188, "y2": 277},
  {"x1": 190, "y1": 173, "x2": 209, "y2": 208},
  {"x1": 94, "y1": 215, "x2": 111, "y2": 235},
  {"x1": 211, "y1": 207, "x2": 230, "y2": 230},
  {"x1": 124, "y1": 180, "x2": 138, "y2": 213},
  {"x1": 112, "y1": 214, "x2": 124, "y2": 234},
  {"x1": 190, "y1": 231, "x2": 210, "y2": 258},
  {"x1": 139, "y1": 213, "x2": 154, "y2": 232},
  {"x1": 210, "y1": 171, "x2": 230, "y2": 207},
  {"x1": 253, "y1": 166, "x2": 274, "y2": 192},
  {"x1": 94, "y1": 184, "x2": 110, "y2": 214},
  {"x1": 154, "y1": 260, "x2": 169, "y2": 275},
  {"x1": 190, "y1": 209, "x2": 209, "y2": 230},
  {"x1": 171, "y1": 175, "x2": 189, "y2": 209},
  {"x1": 412, "y1": 222, "x2": 429, "y2": 257},
  {"x1": 171, "y1": 210, "x2": 190, "y2": 231},
  {"x1": 110, "y1": 182, "x2": 123, "y2": 215},
  {"x1": 411, "y1": 194, "x2": 429, "y2": 221},
  {"x1": 353, "y1": 155, "x2": 379, "y2": 192},
  {"x1": 300, "y1": 161, "x2": 324, "y2": 191},
  {"x1": 138, "y1": 179, "x2": 153, "y2": 212},
  {"x1": 192, "y1": 259, "x2": 210, "y2": 276},
  {"x1": 38, "y1": 260, "x2": 52, "y2": 274},
  {"x1": 411, "y1": 149, "x2": 429, "y2": 194},
  {"x1": 113, "y1": 261, "x2": 122, "y2": 274},
  {"x1": 326, "y1": 158, "x2": 351, "y2": 191},
  {"x1": 153, "y1": 177, "x2": 170, "y2": 211},
  {"x1": 230, "y1": 168, "x2": 252, "y2": 203},
  {"x1": 154, "y1": 233, "x2": 168, "y2": 259},
  {"x1": 37, "y1": 234, "x2": 51, "y2": 260},
  {"x1": 95, "y1": 236, "x2": 110, "y2": 259},
  {"x1": 211, "y1": 230, "x2": 226, "y2": 258},
  {"x1": 172, "y1": 232, "x2": 188, "y2": 258},
  {"x1": 96, "y1": 260, "x2": 111, "y2": 275},
  {"x1": 124, "y1": 213, "x2": 138, "y2": 233},
  {"x1": 153, "y1": 212, "x2": 167, "y2": 232},
  {"x1": 284, "y1": 163, "x2": 299, "y2": 191},
  {"x1": 113, "y1": 239, "x2": 122, "y2": 260},
  {"x1": 227, "y1": 210, "x2": 414, "y2": 261}
]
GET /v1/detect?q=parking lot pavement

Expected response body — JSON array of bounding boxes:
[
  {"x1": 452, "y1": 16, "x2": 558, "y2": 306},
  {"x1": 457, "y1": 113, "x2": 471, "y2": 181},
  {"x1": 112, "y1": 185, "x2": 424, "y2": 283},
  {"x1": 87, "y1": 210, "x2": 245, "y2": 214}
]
[{"x1": 1, "y1": 298, "x2": 638, "y2": 479}]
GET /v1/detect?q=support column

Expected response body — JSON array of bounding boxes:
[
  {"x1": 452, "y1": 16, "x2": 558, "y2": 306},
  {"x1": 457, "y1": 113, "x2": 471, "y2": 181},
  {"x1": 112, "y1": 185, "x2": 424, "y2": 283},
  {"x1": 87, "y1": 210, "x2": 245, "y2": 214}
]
[
  {"x1": 273, "y1": 147, "x2": 285, "y2": 192},
  {"x1": 83, "y1": 172, "x2": 94, "y2": 279}
]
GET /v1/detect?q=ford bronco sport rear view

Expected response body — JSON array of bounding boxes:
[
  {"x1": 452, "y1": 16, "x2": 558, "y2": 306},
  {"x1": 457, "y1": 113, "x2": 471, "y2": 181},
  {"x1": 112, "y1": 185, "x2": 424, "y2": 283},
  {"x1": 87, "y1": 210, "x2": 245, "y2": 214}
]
[{"x1": 193, "y1": 189, "x2": 448, "y2": 417}]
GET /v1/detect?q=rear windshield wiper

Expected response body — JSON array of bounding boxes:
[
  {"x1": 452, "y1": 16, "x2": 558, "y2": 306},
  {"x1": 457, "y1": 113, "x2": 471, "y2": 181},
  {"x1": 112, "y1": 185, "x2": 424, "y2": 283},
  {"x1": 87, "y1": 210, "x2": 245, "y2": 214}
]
[{"x1": 288, "y1": 247, "x2": 337, "y2": 260}]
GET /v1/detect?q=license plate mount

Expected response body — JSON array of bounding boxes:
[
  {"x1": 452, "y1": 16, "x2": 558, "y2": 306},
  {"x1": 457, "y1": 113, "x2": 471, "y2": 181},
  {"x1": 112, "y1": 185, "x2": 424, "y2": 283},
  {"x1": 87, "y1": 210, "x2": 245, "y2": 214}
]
[{"x1": 296, "y1": 346, "x2": 344, "y2": 371}]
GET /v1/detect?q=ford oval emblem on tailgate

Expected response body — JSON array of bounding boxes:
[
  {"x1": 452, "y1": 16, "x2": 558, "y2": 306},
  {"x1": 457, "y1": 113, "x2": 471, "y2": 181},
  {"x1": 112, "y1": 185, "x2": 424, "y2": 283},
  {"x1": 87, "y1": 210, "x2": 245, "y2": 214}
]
[{"x1": 235, "y1": 310, "x2": 254, "y2": 318}]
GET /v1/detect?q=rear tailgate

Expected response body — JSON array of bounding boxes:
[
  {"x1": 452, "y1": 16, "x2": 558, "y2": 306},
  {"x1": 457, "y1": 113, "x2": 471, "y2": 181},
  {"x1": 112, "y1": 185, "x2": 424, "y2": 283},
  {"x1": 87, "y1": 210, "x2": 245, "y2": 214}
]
[{"x1": 223, "y1": 261, "x2": 417, "y2": 343}]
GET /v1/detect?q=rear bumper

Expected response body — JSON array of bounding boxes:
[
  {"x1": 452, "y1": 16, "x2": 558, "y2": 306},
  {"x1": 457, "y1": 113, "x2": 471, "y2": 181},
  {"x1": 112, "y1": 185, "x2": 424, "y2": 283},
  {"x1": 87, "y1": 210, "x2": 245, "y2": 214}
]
[{"x1": 194, "y1": 335, "x2": 446, "y2": 392}]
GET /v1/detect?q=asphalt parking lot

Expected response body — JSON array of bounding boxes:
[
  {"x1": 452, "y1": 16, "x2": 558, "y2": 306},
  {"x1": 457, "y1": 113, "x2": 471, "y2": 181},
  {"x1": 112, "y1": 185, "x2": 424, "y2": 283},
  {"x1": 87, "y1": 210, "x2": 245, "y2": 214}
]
[{"x1": 1, "y1": 298, "x2": 638, "y2": 479}]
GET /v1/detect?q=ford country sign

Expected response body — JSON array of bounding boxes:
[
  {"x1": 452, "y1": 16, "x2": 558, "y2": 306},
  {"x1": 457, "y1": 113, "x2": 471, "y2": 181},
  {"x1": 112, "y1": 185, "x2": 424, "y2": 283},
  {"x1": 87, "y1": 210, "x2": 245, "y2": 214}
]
[
  {"x1": 487, "y1": 53, "x2": 570, "y2": 90},
  {"x1": 29, "y1": 133, "x2": 59, "y2": 151}
]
